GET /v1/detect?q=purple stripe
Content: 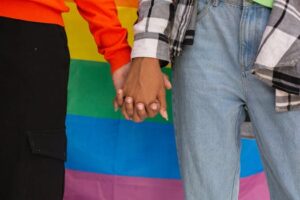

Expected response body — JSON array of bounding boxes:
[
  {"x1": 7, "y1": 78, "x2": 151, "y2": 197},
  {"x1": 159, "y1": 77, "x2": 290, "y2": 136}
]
[
  {"x1": 239, "y1": 172, "x2": 270, "y2": 200},
  {"x1": 64, "y1": 170, "x2": 269, "y2": 200}
]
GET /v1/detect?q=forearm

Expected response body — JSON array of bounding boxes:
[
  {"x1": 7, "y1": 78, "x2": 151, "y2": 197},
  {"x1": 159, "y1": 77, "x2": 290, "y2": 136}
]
[{"x1": 75, "y1": 0, "x2": 131, "y2": 73}]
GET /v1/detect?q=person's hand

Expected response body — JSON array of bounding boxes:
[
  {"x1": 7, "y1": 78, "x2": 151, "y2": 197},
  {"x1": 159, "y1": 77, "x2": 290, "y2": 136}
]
[
  {"x1": 115, "y1": 57, "x2": 172, "y2": 122},
  {"x1": 112, "y1": 62, "x2": 131, "y2": 91},
  {"x1": 112, "y1": 62, "x2": 131, "y2": 111}
]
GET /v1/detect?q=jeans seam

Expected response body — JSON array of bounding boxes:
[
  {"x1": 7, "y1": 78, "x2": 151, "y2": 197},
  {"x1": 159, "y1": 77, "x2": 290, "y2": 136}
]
[
  {"x1": 245, "y1": 110, "x2": 275, "y2": 196},
  {"x1": 239, "y1": 8, "x2": 246, "y2": 72},
  {"x1": 171, "y1": 68, "x2": 181, "y2": 167},
  {"x1": 246, "y1": 107, "x2": 294, "y2": 200},
  {"x1": 230, "y1": 163, "x2": 240, "y2": 200},
  {"x1": 171, "y1": 69, "x2": 187, "y2": 198},
  {"x1": 234, "y1": 108, "x2": 243, "y2": 150},
  {"x1": 230, "y1": 108, "x2": 243, "y2": 200}
]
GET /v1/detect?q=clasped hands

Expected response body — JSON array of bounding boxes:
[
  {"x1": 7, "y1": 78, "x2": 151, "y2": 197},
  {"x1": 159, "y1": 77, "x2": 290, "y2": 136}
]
[{"x1": 112, "y1": 57, "x2": 172, "y2": 123}]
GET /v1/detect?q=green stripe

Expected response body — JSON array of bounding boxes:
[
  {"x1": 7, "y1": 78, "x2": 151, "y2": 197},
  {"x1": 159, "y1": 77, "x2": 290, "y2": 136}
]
[{"x1": 67, "y1": 59, "x2": 173, "y2": 123}]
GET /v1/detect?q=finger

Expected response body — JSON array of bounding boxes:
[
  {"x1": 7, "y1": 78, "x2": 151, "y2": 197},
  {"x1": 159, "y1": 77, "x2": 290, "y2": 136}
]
[
  {"x1": 122, "y1": 104, "x2": 130, "y2": 120},
  {"x1": 146, "y1": 100, "x2": 160, "y2": 118},
  {"x1": 125, "y1": 97, "x2": 134, "y2": 118},
  {"x1": 132, "y1": 110, "x2": 142, "y2": 123},
  {"x1": 116, "y1": 89, "x2": 124, "y2": 106},
  {"x1": 163, "y1": 74, "x2": 172, "y2": 89},
  {"x1": 113, "y1": 99, "x2": 119, "y2": 112},
  {"x1": 136, "y1": 102, "x2": 147, "y2": 121},
  {"x1": 158, "y1": 89, "x2": 168, "y2": 121}
]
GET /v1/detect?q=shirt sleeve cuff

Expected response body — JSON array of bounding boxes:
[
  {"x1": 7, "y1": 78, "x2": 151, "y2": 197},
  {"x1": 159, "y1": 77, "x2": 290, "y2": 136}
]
[
  {"x1": 108, "y1": 47, "x2": 132, "y2": 74},
  {"x1": 131, "y1": 35, "x2": 170, "y2": 65}
]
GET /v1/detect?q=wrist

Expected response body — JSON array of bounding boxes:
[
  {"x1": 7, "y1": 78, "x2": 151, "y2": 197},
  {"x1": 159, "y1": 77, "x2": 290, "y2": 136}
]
[{"x1": 132, "y1": 57, "x2": 160, "y2": 70}]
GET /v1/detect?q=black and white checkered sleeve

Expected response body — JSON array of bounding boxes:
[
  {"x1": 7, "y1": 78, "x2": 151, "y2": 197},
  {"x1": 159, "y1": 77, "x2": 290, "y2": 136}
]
[{"x1": 131, "y1": 0, "x2": 175, "y2": 63}]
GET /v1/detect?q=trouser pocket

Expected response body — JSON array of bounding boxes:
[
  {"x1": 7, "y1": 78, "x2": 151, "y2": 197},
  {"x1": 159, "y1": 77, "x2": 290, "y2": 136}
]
[{"x1": 23, "y1": 129, "x2": 67, "y2": 200}]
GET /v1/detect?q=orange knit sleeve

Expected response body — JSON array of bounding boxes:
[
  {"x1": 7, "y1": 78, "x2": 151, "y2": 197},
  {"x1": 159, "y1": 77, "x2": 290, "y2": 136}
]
[{"x1": 74, "y1": 0, "x2": 131, "y2": 73}]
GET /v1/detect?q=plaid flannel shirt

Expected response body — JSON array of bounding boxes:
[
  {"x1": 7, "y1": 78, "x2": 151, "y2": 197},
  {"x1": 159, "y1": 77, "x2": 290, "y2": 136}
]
[{"x1": 131, "y1": 0, "x2": 300, "y2": 112}]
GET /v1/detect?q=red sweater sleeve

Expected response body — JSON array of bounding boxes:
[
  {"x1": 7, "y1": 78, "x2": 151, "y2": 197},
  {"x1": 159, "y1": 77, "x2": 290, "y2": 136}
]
[{"x1": 74, "y1": 0, "x2": 131, "y2": 73}]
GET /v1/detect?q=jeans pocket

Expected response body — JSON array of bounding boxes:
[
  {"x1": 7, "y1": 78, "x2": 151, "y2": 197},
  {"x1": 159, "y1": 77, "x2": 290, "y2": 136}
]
[{"x1": 196, "y1": 0, "x2": 213, "y2": 21}]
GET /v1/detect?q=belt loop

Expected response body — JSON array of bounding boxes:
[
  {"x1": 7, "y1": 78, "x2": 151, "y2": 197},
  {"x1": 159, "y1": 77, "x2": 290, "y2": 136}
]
[{"x1": 212, "y1": 0, "x2": 219, "y2": 7}]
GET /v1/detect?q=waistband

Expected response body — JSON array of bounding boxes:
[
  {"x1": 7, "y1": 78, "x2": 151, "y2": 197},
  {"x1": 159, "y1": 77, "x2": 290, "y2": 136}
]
[{"x1": 0, "y1": 0, "x2": 65, "y2": 26}]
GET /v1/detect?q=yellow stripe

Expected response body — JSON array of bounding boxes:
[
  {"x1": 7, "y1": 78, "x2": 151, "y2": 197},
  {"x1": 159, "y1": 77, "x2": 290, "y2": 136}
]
[{"x1": 63, "y1": 2, "x2": 137, "y2": 62}]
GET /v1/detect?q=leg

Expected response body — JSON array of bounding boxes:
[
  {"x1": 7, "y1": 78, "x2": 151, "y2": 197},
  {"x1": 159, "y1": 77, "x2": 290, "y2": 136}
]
[
  {"x1": 0, "y1": 17, "x2": 69, "y2": 200},
  {"x1": 246, "y1": 68, "x2": 300, "y2": 200},
  {"x1": 172, "y1": 0, "x2": 247, "y2": 199},
  {"x1": 237, "y1": 3, "x2": 300, "y2": 200}
]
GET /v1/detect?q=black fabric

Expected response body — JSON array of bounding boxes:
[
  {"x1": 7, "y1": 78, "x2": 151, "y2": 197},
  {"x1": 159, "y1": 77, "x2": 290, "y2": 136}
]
[{"x1": 0, "y1": 17, "x2": 70, "y2": 200}]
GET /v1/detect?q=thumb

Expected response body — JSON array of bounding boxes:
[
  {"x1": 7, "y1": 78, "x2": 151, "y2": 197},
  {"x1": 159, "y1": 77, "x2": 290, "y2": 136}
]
[
  {"x1": 158, "y1": 88, "x2": 168, "y2": 121},
  {"x1": 163, "y1": 74, "x2": 172, "y2": 89},
  {"x1": 112, "y1": 62, "x2": 131, "y2": 90}
]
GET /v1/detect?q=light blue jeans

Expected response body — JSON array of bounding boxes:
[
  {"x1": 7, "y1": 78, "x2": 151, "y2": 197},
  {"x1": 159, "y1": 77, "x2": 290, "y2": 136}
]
[{"x1": 172, "y1": 0, "x2": 300, "y2": 199}]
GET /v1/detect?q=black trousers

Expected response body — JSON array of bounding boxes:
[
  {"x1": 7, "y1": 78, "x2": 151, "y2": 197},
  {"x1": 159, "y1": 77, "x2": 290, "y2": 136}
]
[{"x1": 0, "y1": 17, "x2": 70, "y2": 200}]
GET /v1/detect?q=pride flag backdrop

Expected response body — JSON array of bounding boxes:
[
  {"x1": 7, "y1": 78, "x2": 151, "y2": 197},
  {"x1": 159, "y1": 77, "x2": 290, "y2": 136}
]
[{"x1": 62, "y1": 1, "x2": 270, "y2": 199}]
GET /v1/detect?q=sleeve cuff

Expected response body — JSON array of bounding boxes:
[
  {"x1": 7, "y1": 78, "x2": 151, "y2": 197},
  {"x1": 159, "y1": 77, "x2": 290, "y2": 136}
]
[
  {"x1": 131, "y1": 35, "x2": 170, "y2": 65},
  {"x1": 107, "y1": 47, "x2": 132, "y2": 74}
]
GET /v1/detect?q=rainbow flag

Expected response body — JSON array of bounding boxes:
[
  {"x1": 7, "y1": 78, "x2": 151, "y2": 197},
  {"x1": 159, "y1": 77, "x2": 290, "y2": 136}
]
[{"x1": 62, "y1": 1, "x2": 270, "y2": 199}]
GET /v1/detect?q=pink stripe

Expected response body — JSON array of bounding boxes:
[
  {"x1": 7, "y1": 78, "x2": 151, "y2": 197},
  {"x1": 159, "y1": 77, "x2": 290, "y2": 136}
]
[
  {"x1": 64, "y1": 170, "x2": 184, "y2": 200},
  {"x1": 239, "y1": 172, "x2": 270, "y2": 200},
  {"x1": 64, "y1": 170, "x2": 269, "y2": 200}
]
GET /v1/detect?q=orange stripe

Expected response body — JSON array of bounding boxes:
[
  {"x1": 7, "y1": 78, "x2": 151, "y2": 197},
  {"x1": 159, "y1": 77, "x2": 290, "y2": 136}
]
[{"x1": 65, "y1": 0, "x2": 137, "y2": 8}]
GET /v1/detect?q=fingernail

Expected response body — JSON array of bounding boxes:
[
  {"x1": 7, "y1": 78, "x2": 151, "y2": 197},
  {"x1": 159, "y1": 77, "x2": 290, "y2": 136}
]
[
  {"x1": 151, "y1": 103, "x2": 158, "y2": 110},
  {"x1": 161, "y1": 111, "x2": 169, "y2": 121},
  {"x1": 126, "y1": 97, "x2": 133, "y2": 103},
  {"x1": 117, "y1": 89, "x2": 123, "y2": 94},
  {"x1": 137, "y1": 103, "x2": 144, "y2": 110},
  {"x1": 114, "y1": 102, "x2": 119, "y2": 112}
]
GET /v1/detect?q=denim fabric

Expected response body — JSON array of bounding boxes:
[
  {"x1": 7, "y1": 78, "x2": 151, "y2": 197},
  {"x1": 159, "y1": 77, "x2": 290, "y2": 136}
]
[{"x1": 172, "y1": 0, "x2": 300, "y2": 199}]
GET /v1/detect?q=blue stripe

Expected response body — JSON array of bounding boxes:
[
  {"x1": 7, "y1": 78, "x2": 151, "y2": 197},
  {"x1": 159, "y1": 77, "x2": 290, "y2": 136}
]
[
  {"x1": 241, "y1": 139, "x2": 264, "y2": 177},
  {"x1": 66, "y1": 115, "x2": 263, "y2": 179}
]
